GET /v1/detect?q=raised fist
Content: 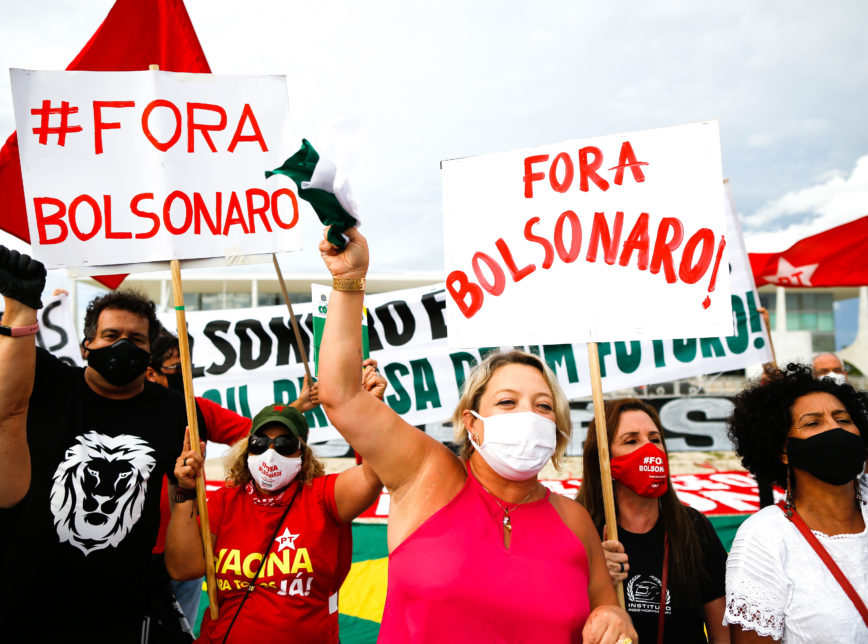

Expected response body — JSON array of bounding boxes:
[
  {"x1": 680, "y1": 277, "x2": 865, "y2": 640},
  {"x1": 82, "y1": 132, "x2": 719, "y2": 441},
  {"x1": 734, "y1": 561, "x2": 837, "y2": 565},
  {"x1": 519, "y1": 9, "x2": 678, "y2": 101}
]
[{"x1": 0, "y1": 246, "x2": 46, "y2": 309}]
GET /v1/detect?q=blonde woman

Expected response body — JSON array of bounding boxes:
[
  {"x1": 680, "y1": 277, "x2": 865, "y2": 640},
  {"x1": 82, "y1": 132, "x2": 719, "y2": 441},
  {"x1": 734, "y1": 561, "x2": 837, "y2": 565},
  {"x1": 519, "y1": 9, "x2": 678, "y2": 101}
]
[{"x1": 317, "y1": 226, "x2": 636, "y2": 644}]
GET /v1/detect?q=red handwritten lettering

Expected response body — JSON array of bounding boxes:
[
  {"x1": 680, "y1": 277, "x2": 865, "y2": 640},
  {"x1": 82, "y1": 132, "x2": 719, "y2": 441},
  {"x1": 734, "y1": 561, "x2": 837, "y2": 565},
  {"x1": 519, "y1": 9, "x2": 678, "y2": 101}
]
[
  {"x1": 131, "y1": 193, "x2": 159, "y2": 239},
  {"x1": 228, "y1": 103, "x2": 268, "y2": 153},
  {"x1": 245, "y1": 188, "x2": 272, "y2": 233},
  {"x1": 93, "y1": 101, "x2": 134, "y2": 154},
  {"x1": 586, "y1": 211, "x2": 623, "y2": 265},
  {"x1": 141, "y1": 100, "x2": 182, "y2": 151},
  {"x1": 495, "y1": 238, "x2": 535, "y2": 282},
  {"x1": 578, "y1": 146, "x2": 610, "y2": 192},
  {"x1": 271, "y1": 189, "x2": 299, "y2": 230},
  {"x1": 649, "y1": 217, "x2": 684, "y2": 284},
  {"x1": 678, "y1": 228, "x2": 715, "y2": 284},
  {"x1": 68, "y1": 194, "x2": 102, "y2": 241},
  {"x1": 223, "y1": 192, "x2": 250, "y2": 234},
  {"x1": 194, "y1": 192, "x2": 222, "y2": 235},
  {"x1": 187, "y1": 102, "x2": 227, "y2": 153},
  {"x1": 524, "y1": 217, "x2": 555, "y2": 269},
  {"x1": 554, "y1": 210, "x2": 581, "y2": 262},
  {"x1": 103, "y1": 195, "x2": 131, "y2": 239},
  {"x1": 33, "y1": 197, "x2": 68, "y2": 245},
  {"x1": 609, "y1": 141, "x2": 648, "y2": 185},
  {"x1": 523, "y1": 154, "x2": 549, "y2": 198},
  {"x1": 549, "y1": 152, "x2": 574, "y2": 193},
  {"x1": 472, "y1": 252, "x2": 505, "y2": 295},
  {"x1": 446, "y1": 271, "x2": 483, "y2": 318},
  {"x1": 618, "y1": 212, "x2": 650, "y2": 270}
]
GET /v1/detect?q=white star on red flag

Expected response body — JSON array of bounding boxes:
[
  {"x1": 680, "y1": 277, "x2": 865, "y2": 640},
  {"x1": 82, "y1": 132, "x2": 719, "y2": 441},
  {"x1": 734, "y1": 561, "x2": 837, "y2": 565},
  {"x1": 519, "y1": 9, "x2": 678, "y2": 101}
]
[{"x1": 762, "y1": 257, "x2": 819, "y2": 287}]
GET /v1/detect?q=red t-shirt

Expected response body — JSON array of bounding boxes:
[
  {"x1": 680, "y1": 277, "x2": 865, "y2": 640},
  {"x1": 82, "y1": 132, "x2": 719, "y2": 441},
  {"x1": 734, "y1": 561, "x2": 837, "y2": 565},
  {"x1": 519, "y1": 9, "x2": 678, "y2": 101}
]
[
  {"x1": 197, "y1": 475, "x2": 352, "y2": 643},
  {"x1": 195, "y1": 396, "x2": 251, "y2": 446}
]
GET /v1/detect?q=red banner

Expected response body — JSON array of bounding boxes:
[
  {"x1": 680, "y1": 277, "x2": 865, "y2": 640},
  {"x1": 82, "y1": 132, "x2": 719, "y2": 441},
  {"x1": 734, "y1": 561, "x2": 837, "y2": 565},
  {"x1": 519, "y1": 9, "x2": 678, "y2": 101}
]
[
  {"x1": 352, "y1": 470, "x2": 776, "y2": 519},
  {"x1": 0, "y1": 0, "x2": 210, "y2": 289},
  {"x1": 749, "y1": 216, "x2": 868, "y2": 287}
]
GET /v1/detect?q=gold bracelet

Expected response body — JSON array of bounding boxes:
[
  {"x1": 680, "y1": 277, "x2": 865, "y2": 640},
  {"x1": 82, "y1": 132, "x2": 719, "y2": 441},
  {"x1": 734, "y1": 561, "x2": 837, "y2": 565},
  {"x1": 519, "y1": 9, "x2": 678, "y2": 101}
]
[{"x1": 332, "y1": 277, "x2": 366, "y2": 292}]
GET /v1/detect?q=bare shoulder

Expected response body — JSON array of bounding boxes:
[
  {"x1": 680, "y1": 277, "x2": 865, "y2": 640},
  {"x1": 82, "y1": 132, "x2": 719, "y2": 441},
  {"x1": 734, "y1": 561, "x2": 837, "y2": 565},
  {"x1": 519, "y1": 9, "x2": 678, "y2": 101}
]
[
  {"x1": 548, "y1": 492, "x2": 599, "y2": 542},
  {"x1": 386, "y1": 441, "x2": 467, "y2": 549},
  {"x1": 392, "y1": 439, "x2": 466, "y2": 506}
]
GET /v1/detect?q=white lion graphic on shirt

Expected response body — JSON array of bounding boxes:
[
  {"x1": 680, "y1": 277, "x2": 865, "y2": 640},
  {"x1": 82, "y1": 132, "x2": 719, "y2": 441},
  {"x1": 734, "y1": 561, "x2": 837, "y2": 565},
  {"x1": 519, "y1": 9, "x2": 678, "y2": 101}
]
[{"x1": 50, "y1": 431, "x2": 156, "y2": 555}]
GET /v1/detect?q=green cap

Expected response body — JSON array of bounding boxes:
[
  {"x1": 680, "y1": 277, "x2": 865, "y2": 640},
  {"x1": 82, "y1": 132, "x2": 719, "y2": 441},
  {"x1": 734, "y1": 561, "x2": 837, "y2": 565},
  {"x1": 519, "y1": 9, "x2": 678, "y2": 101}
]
[{"x1": 250, "y1": 404, "x2": 309, "y2": 443}]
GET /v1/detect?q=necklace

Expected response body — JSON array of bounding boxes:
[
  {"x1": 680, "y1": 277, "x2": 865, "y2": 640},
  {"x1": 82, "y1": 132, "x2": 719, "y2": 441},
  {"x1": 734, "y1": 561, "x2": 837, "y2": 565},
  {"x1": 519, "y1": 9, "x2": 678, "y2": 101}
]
[{"x1": 480, "y1": 484, "x2": 539, "y2": 532}]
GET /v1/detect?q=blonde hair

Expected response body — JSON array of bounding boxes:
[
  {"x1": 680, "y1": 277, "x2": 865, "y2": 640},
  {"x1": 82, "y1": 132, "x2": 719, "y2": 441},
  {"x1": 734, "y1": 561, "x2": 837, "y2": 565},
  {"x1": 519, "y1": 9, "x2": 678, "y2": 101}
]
[
  {"x1": 451, "y1": 350, "x2": 571, "y2": 469},
  {"x1": 224, "y1": 434, "x2": 325, "y2": 488}
]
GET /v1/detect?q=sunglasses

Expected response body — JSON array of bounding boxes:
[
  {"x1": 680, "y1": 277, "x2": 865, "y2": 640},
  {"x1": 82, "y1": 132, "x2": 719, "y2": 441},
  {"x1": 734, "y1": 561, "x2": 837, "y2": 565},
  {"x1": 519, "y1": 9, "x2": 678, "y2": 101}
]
[{"x1": 248, "y1": 434, "x2": 301, "y2": 456}]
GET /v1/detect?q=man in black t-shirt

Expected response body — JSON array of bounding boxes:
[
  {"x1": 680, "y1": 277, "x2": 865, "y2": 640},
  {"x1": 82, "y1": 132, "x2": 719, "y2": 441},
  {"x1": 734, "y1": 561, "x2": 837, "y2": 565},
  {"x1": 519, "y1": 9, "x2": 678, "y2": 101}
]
[{"x1": 0, "y1": 247, "x2": 194, "y2": 643}]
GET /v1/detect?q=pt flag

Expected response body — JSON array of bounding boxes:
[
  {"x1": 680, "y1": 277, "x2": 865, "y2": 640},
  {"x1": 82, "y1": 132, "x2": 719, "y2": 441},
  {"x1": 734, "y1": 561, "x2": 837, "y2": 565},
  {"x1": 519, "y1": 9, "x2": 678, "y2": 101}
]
[
  {"x1": 0, "y1": 0, "x2": 210, "y2": 289},
  {"x1": 749, "y1": 216, "x2": 868, "y2": 287}
]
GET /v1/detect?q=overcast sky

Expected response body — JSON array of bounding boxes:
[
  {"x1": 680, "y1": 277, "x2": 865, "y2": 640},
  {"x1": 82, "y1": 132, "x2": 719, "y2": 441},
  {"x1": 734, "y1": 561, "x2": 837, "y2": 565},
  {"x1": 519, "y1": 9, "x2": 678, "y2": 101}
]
[{"x1": 2, "y1": 0, "x2": 867, "y2": 281}]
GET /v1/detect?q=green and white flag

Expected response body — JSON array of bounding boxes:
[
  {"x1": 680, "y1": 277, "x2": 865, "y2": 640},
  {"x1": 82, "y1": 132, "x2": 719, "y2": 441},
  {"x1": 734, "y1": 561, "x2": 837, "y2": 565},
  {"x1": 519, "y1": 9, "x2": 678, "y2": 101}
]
[{"x1": 266, "y1": 138, "x2": 360, "y2": 248}]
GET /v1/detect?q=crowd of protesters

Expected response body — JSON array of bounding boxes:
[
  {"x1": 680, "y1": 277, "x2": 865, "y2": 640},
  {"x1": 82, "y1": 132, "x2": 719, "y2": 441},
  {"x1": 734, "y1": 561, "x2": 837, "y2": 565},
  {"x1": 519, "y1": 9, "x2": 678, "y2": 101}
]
[{"x1": 0, "y1": 231, "x2": 865, "y2": 644}]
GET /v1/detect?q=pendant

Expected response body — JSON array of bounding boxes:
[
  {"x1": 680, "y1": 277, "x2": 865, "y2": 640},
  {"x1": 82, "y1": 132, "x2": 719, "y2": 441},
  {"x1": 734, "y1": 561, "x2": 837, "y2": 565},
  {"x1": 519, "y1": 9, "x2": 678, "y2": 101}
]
[{"x1": 503, "y1": 515, "x2": 511, "y2": 531}]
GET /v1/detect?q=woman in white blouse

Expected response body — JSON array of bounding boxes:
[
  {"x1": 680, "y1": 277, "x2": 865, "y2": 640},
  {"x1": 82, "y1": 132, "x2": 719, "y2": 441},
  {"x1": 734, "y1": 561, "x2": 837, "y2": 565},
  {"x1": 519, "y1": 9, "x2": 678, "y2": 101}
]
[{"x1": 724, "y1": 363, "x2": 868, "y2": 643}]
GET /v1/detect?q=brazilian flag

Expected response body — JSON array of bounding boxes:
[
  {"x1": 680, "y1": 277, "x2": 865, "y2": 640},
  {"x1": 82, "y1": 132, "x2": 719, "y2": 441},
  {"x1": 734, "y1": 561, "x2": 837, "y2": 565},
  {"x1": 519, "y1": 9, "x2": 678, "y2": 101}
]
[
  {"x1": 338, "y1": 523, "x2": 389, "y2": 642},
  {"x1": 196, "y1": 516, "x2": 747, "y2": 642}
]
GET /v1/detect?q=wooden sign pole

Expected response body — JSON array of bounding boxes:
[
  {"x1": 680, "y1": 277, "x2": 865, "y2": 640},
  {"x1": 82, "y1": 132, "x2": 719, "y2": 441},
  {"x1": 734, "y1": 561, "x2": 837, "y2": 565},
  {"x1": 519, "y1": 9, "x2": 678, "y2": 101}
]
[
  {"x1": 149, "y1": 61, "x2": 218, "y2": 620},
  {"x1": 171, "y1": 259, "x2": 220, "y2": 620},
  {"x1": 587, "y1": 341, "x2": 625, "y2": 608},
  {"x1": 272, "y1": 253, "x2": 313, "y2": 383},
  {"x1": 762, "y1": 312, "x2": 779, "y2": 370}
]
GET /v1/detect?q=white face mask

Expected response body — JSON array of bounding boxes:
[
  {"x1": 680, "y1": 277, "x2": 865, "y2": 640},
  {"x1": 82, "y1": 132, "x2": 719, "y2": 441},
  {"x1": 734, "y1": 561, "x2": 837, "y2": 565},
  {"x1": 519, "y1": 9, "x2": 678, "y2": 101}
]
[
  {"x1": 468, "y1": 410, "x2": 557, "y2": 481},
  {"x1": 248, "y1": 449, "x2": 302, "y2": 492},
  {"x1": 819, "y1": 372, "x2": 847, "y2": 386}
]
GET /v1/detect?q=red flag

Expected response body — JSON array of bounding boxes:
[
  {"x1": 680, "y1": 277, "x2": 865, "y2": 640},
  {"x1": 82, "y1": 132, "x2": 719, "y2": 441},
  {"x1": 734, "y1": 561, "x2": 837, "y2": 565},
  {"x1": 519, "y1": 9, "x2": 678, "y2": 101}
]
[
  {"x1": 0, "y1": 0, "x2": 210, "y2": 290},
  {"x1": 749, "y1": 216, "x2": 868, "y2": 287}
]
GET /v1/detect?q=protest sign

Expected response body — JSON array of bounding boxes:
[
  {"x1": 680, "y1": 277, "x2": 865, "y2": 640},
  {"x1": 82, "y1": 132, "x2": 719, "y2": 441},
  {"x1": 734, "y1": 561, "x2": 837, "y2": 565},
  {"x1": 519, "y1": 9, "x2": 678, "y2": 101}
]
[
  {"x1": 311, "y1": 282, "x2": 369, "y2": 377},
  {"x1": 36, "y1": 292, "x2": 83, "y2": 366},
  {"x1": 11, "y1": 69, "x2": 299, "y2": 270},
  {"x1": 162, "y1": 184, "x2": 768, "y2": 445},
  {"x1": 442, "y1": 121, "x2": 731, "y2": 346}
]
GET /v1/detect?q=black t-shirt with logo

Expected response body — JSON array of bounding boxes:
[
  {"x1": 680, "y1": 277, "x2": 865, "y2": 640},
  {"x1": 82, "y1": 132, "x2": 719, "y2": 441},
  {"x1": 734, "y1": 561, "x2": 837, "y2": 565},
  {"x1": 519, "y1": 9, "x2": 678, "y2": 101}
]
[
  {"x1": 618, "y1": 506, "x2": 727, "y2": 644},
  {"x1": 0, "y1": 349, "x2": 195, "y2": 641}
]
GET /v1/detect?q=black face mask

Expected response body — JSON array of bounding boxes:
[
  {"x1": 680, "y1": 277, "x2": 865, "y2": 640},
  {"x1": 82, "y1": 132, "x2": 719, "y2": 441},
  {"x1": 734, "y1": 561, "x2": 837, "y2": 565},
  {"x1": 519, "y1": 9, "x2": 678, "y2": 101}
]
[
  {"x1": 165, "y1": 371, "x2": 185, "y2": 393},
  {"x1": 87, "y1": 338, "x2": 151, "y2": 387},
  {"x1": 787, "y1": 428, "x2": 866, "y2": 486}
]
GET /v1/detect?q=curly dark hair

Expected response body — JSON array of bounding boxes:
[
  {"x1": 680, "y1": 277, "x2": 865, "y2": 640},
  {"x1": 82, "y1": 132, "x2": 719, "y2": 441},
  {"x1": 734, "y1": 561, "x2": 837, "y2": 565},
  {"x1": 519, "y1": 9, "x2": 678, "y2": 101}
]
[
  {"x1": 82, "y1": 290, "x2": 161, "y2": 347},
  {"x1": 149, "y1": 328, "x2": 180, "y2": 370},
  {"x1": 727, "y1": 362, "x2": 868, "y2": 488}
]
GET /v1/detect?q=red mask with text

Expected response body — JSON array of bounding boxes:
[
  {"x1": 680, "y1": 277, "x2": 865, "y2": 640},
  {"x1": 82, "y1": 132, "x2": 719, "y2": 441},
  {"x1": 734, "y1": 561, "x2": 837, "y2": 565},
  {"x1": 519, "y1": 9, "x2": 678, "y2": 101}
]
[{"x1": 610, "y1": 442, "x2": 669, "y2": 498}]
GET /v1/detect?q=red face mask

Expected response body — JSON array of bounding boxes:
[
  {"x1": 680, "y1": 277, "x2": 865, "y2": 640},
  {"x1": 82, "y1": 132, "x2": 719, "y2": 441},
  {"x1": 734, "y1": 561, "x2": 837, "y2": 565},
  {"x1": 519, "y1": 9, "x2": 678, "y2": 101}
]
[{"x1": 610, "y1": 442, "x2": 669, "y2": 498}]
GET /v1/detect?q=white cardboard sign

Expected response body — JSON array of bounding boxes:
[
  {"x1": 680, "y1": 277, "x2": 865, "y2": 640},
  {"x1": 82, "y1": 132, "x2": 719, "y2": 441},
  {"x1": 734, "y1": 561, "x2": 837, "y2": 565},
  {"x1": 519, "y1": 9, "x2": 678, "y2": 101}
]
[
  {"x1": 159, "y1": 183, "x2": 769, "y2": 445},
  {"x1": 11, "y1": 69, "x2": 300, "y2": 270},
  {"x1": 441, "y1": 121, "x2": 731, "y2": 346}
]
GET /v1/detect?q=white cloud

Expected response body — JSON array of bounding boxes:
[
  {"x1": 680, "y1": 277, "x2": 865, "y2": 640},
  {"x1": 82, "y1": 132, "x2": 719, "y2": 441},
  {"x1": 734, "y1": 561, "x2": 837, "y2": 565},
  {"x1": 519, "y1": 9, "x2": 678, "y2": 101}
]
[
  {"x1": 3, "y1": 0, "x2": 868, "y2": 275},
  {"x1": 743, "y1": 154, "x2": 868, "y2": 252}
]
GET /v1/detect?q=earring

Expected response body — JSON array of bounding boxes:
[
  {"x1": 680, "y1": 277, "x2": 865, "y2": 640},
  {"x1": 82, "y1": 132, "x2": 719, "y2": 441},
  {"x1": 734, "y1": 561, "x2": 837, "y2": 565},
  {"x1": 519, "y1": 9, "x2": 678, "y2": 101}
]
[{"x1": 784, "y1": 466, "x2": 794, "y2": 518}]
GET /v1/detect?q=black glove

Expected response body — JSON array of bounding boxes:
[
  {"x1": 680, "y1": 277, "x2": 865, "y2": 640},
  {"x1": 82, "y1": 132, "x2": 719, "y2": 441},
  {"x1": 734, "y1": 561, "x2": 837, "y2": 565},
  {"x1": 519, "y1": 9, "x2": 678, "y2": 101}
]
[{"x1": 0, "y1": 246, "x2": 47, "y2": 310}]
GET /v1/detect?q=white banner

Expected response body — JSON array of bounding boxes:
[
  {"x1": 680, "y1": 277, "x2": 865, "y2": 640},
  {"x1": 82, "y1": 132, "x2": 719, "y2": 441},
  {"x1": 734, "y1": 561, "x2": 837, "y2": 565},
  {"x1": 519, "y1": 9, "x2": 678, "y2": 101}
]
[
  {"x1": 442, "y1": 121, "x2": 731, "y2": 346},
  {"x1": 160, "y1": 190, "x2": 768, "y2": 445},
  {"x1": 36, "y1": 292, "x2": 83, "y2": 366},
  {"x1": 11, "y1": 69, "x2": 299, "y2": 270}
]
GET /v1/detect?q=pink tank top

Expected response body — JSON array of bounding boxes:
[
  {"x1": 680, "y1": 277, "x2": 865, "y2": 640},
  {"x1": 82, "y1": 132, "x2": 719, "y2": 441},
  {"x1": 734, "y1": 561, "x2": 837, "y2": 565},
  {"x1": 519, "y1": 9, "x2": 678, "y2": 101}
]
[{"x1": 378, "y1": 467, "x2": 591, "y2": 643}]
